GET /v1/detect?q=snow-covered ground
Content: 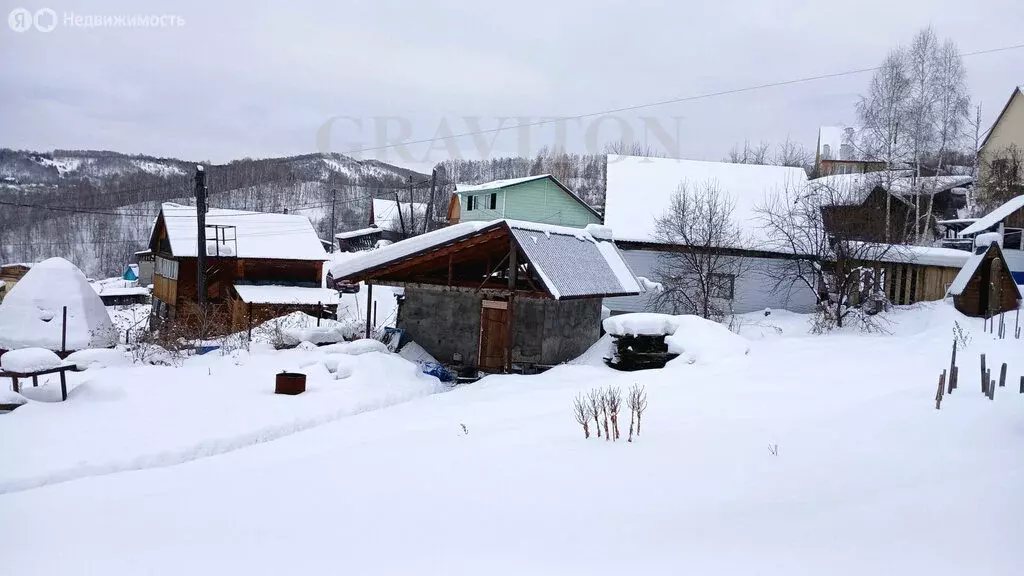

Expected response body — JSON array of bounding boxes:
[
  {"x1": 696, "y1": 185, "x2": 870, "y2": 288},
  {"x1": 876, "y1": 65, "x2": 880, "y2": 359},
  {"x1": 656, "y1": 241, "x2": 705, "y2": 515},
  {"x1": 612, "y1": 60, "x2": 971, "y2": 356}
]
[{"x1": 1, "y1": 301, "x2": 1022, "y2": 575}]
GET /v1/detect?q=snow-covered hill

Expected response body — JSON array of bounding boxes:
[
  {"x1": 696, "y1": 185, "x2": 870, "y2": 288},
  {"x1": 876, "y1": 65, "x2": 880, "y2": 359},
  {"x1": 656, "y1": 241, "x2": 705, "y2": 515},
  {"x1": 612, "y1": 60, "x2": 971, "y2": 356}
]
[{"x1": 0, "y1": 149, "x2": 430, "y2": 277}]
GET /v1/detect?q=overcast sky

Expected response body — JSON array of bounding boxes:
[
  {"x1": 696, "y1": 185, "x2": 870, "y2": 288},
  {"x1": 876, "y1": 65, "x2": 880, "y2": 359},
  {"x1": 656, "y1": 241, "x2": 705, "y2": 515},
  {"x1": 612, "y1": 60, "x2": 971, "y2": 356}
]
[{"x1": 2, "y1": 0, "x2": 1022, "y2": 173}]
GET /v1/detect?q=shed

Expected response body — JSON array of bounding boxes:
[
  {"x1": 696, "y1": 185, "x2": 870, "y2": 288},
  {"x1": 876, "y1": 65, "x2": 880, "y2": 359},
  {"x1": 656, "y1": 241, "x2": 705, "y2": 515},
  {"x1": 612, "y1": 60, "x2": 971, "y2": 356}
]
[
  {"x1": 329, "y1": 220, "x2": 643, "y2": 373},
  {"x1": 947, "y1": 242, "x2": 1022, "y2": 317},
  {"x1": 122, "y1": 264, "x2": 139, "y2": 282}
]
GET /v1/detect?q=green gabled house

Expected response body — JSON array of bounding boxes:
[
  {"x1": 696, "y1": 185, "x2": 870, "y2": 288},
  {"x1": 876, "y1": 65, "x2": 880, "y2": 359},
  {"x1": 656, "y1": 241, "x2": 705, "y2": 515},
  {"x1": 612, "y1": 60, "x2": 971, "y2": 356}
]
[{"x1": 447, "y1": 174, "x2": 602, "y2": 228}]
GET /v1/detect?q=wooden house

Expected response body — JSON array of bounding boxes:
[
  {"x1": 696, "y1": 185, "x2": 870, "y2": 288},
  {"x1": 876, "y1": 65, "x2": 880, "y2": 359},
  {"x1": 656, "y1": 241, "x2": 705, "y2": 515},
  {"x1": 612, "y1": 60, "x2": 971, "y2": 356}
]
[
  {"x1": 328, "y1": 220, "x2": 643, "y2": 373},
  {"x1": 335, "y1": 227, "x2": 384, "y2": 252},
  {"x1": 978, "y1": 86, "x2": 1024, "y2": 191},
  {"x1": 814, "y1": 126, "x2": 886, "y2": 177},
  {"x1": 0, "y1": 263, "x2": 32, "y2": 303},
  {"x1": 148, "y1": 203, "x2": 338, "y2": 332},
  {"x1": 958, "y1": 194, "x2": 1024, "y2": 284},
  {"x1": 602, "y1": 155, "x2": 819, "y2": 316},
  {"x1": 849, "y1": 244, "x2": 971, "y2": 305},
  {"x1": 947, "y1": 241, "x2": 1022, "y2": 317},
  {"x1": 133, "y1": 249, "x2": 154, "y2": 285},
  {"x1": 448, "y1": 174, "x2": 602, "y2": 228}
]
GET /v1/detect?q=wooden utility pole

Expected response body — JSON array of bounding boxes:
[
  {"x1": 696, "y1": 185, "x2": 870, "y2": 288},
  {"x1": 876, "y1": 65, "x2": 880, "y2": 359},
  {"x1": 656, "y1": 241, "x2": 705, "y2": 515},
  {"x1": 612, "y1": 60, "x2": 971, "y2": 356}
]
[
  {"x1": 364, "y1": 283, "x2": 374, "y2": 339},
  {"x1": 329, "y1": 188, "x2": 337, "y2": 253},
  {"x1": 505, "y1": 246, "x2": 517, "y2": 373},
  {"x1": 408, "y1": 175, "x2": 416, "y2": 236},
  {"x1": 194, "y1": 165, "x2": 208, "y2": 308},
  {"x1": 425, "y1": 168, "x2": 437, "y2": 233},
  {"x1": 393, "y1": 191, "x2": 407, "y2": 238}
]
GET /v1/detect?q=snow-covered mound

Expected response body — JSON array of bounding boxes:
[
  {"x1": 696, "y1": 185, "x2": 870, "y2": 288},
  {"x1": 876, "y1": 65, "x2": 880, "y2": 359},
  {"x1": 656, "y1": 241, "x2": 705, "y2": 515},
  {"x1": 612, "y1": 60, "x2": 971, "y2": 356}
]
[
  {"x1": 0, "y1": 347, "x2": 62, "y2": 373},
  {"x1": 0, "y1": 389, "x2": 28, "y2": 407},
  {"x1": 249, "y1": 311, "x2": 362, "y2": 348},
  {"x1": 603, "y1": 313, "x2": 750, "y2": 365},
  {"x1": 0, "y1": 258, "x2": 116, "y2": 351},
  {"x1": 65, "y1": 349, "x2": 133, "y2": 370}
]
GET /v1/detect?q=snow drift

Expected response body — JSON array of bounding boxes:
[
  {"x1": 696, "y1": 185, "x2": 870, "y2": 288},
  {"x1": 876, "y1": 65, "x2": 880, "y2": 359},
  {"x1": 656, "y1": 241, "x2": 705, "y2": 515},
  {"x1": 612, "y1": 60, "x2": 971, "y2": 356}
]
[{"x1": 0, "y1": 257, "x2": 116, "y2": 351}]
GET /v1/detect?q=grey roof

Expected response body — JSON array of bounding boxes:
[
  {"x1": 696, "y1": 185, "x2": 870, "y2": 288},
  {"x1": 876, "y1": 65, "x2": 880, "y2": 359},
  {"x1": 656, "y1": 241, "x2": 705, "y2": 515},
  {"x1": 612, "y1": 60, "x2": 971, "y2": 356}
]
[{"x1": 509, "y1": 223, "x2": 641, "y2": 299}]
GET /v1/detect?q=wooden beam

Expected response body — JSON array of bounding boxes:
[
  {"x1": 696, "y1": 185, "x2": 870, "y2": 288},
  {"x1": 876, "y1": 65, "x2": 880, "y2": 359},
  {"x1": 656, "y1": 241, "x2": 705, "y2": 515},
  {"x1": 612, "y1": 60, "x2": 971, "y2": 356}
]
[
  {"x1": 348, "y1": 225, "x2": 508, "y2": 282},
  {"x1": 506, "y1": 246, "x2": 517, "y2": 373}
]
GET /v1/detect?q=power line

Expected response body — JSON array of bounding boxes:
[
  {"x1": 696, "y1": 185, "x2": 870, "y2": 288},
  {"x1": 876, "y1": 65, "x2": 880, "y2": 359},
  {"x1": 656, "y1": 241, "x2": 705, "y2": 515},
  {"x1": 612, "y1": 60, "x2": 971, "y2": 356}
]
[{"x1": 342, "y1": 41, "x2": 1024, "y2": 155}]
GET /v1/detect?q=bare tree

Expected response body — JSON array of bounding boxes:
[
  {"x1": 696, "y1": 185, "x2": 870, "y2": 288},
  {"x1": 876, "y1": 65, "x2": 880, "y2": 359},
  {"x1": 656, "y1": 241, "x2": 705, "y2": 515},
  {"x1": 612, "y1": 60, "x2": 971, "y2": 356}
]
[
  {"x1": 573, "y1": 393, "x2": 591, "y2": 439},
  {"x1": 772, "y1": 137, "x2": 814, "y2": 173},
  {"x1": 982, "y1": 145, "x2": 1024, "y2": 210},
  {"x1": 587, "y1": 388, "x2": 603, "y2": 438},
  {"x1": 858, "y1": 48, "x2": 911, "y2": 242},
  {"x1": 652, "y1": 180, "x2": 747, "y2": 321},
  {"x1": 604, "y1": 139, "x2": 667, "y2": 158},
  {"x1": 626, "y1": 384, "x2": 647, "y2": 441},
  {"x1": 756, "y1": 181, "x2": 901, "y2": 331},
  {"x1": 905, "y1": 27, "x2": 941, "y2": 241},
  {"x1": 727, "y1": 140, "x2": 770, "y2": 165},
  {"x1": 605, "y1": 386, "x2": 622, "y2": 441}
]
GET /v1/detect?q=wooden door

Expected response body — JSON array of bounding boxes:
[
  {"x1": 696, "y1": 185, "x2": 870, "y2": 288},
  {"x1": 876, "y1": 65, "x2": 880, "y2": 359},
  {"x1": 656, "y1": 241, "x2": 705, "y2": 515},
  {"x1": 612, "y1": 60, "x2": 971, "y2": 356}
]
[{"x1": 478, "y1": 300, "x2": 508, "y2": 371}]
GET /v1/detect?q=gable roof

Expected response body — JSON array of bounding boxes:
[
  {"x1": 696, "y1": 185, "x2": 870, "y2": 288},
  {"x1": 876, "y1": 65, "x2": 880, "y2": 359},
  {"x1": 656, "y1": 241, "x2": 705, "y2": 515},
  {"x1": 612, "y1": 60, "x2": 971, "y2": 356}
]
[
  {"x1": 960, "y1": 195, "x2": 1024, "y2": 236},
  {"x1": 153, "y1": 203, "x2": 327, "y2": 261},
  {"x1": 947, "y1": 242, "x2": 1024, "y2": 297},
  {"x1": 980, "y1": 86, "x2": 1023, "y2": 151},
  {"x1": 604, "y1": 155, "x2": 809, "y2": 248},
  {"x1": 455, "y1": 174, "x2": 602, "y2": 220},
  {"x1": 329, "y1": 219, "x2": 642, "y2": 299}
]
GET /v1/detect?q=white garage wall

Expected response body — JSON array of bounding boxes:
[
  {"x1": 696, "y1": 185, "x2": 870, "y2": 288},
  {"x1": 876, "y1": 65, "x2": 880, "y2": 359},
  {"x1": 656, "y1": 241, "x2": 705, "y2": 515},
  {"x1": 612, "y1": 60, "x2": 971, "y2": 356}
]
[{"x1": 605, "y1": 249, "x2": 818, "y2": 315}]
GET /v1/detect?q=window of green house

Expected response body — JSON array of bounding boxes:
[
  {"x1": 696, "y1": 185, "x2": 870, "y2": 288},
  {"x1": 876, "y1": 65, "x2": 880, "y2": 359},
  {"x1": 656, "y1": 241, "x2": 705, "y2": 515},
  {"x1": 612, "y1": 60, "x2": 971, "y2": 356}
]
[{"x1": 489, "y1": 193, "x2": 497, "y2": 210}]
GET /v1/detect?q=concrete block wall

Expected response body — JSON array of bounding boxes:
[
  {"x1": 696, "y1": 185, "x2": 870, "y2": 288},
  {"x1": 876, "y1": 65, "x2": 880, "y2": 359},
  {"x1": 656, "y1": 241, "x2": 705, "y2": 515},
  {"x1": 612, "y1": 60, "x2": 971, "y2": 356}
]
[{"x1": 397, "y1": 287, "x2": 602, "y2": 369}]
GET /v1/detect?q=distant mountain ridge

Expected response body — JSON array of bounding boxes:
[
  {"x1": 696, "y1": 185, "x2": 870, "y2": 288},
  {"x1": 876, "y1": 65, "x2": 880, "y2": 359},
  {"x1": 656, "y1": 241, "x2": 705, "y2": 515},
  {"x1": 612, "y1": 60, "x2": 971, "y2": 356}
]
[{"x1": 0, "y1": 148, "x2": 430, "y2": 277}]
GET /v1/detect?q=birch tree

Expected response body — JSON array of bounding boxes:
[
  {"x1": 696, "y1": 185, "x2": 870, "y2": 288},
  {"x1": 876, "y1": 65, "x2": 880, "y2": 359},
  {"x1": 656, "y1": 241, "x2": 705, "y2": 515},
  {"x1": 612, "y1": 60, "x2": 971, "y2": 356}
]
[{"x1": 857, "y1": 49, "x2": 911, "y2": 242}]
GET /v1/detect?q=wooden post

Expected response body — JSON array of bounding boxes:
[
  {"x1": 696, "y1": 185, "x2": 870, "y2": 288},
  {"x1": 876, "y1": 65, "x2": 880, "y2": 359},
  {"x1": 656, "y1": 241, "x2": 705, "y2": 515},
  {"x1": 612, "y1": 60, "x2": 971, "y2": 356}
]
[
  {"x1": 999, "y1": 363, "x2": 1007, "y2": 388},
  {"x1": 935, "y1": 370, "x2": 946, "y2": 410},
  {"x1": 951, "y1": 366, "x2": 958, "y2": 392},
  {"x1": 990, "y1": 377, "x2": 996, "y2": 400},
  {"x1": 373, "y1": 301, "x2": 378, "y2": 328},
  {"x1": 365, "y1": 283, "x2": 374, "y2": 339},
  {"x1": 980, "y1": 354, "x2": 987, "y2": 394},
  {"x1": 11, "y1": 377, "x2": 19, "y2": 394},
  {"x1": 247, "y1": 303, "x2": 253, "y2": 343},
  {"x1": 317, "y1": 301, "x2": 322, "y2": 327},
  {"x1": 1020, "y1": 376, "x2": 1023, "y2": 394},
  {"x1": 506, "y1": 245, "x2": 517, "y2": 373},
  {"x1": 948, "y1": 339, "x2": 957, "y2": 393},
  {"x1": 61, "y1": 305, "x2": 67, "y2": 353},
  {"x1": 59, "y1": 369, "x2": 67, "y2": 401}
]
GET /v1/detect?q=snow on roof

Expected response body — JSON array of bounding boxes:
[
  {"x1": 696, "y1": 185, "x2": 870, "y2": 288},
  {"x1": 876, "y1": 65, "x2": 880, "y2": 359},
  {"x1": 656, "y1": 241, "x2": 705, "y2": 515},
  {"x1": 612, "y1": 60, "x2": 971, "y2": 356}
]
[
  {"x1": 510, "y1": 224, "x2": 642, "y2": 298},
  {"x1": 961, "y1": 195, "x2": 1024, "y2": 236},
  {"x1": 809, "y1": 173, "x2": 972, "y2": 206},
  {"x1": 0, "y1": 257, "x2": 116, "y2": 351},
  {"x1": 888, "y1": 176, "x2": 974, "y2": 197},
  {"x1": 335, "y1": 227, "x2": 383, "y2": 240},
  {"x1": 330, "y1": 221, "x2": 495, "y2": 280},
  {"x1": 233, "y1": 284, "x2": 341, "y2": 306},
  {"x1": 849, "y1": 242, "x2": 973, "y2": 268},
  {"x1": 456, "y1": 174, "x2": 550, "y2": 193},
  {"x1": 92, "y1": 285, "x2": 150, "y2": 297},
  {"x1": 330, "y1": 219, "x2": 642, "y2": 299},
  {"x1": 158, "y1": 203, "x2": 327, "y2": 261},
  {"x1": 946, "y1": 252, "x2": 986, "y2": 296},
  {"x1": 604, "y1": 155, "x2": 809, "y2": 248},
  {"x1": 372, "y1": 199, "x2": 427, "y2": 233}
]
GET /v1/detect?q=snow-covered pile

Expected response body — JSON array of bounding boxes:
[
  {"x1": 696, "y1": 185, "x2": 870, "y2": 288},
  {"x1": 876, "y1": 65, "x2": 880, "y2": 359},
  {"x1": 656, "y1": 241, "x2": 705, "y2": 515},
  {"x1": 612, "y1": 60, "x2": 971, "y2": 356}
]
[
  {"x1": 603, "y1": 313, "x2": 750, "y2": 365},
  {"x1": 65, "y1": 349, "x2": 133, "y2": 370},
  {"x1": 0, "y1": 348, "x2": 62, "y2": 373},
  {"x1": 0, "y1": 257, "x2": 116, "y2": 351},
  {"x1": 0, "y1": 389, "x2": 27, "y2": 407},
  {"x1": 249, "y1": 311, "x2": 362, "y2": 347}
]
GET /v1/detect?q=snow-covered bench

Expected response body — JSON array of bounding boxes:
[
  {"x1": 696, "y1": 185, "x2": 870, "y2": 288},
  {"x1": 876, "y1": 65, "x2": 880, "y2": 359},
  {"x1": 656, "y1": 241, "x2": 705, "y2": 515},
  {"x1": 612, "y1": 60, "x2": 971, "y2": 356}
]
[{"x1": 0, "y1": 348, "x2": 77, "y2": 401}]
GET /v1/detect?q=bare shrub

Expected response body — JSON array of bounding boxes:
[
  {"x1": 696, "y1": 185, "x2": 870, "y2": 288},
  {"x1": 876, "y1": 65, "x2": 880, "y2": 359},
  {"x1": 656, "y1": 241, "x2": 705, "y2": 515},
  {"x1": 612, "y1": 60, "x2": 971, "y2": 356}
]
[
  {"x1": 587, "y1": 388, "x2": 603, "y2": 438},
  {"x1": 627, "y1": 384, "x2": 648, "y2": 438},
  {"x1": 573, "y1": 393, "x2": 591, "y2": 439},
  {"x1": 605, "y1": 386, "x2": 622, "y2": 441}
]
